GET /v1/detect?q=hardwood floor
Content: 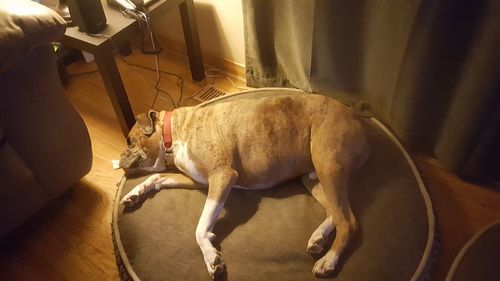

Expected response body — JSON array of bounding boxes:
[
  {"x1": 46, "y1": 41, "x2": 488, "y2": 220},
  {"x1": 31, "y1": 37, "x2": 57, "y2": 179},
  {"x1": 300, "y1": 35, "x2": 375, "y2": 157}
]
[
  {"x1": 1, "y1": 45, "x2": 499, "y2": 281},
  {"x1": 414, "y1": 155, "x2": 500, "y2": 280}
]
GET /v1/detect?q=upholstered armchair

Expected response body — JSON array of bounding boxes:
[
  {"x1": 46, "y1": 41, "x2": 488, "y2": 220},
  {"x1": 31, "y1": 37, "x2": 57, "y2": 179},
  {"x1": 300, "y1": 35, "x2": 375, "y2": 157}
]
[{"x1": 0, "y1": 0, "x2": 92, "y2": 238}]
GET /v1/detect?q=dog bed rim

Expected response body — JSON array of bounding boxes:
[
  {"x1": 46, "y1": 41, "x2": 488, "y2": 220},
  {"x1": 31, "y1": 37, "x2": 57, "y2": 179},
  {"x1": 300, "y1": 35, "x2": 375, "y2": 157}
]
[
  {"x1": 111, "y1": 88, "x2": 436, "y2": 281},
  {"x1": 370, "y1": 118, "x2": 436, "y2": 281},
  {"x1": 197, "y1": 87, "x2": 306, "y2": 106},
  {"x1": 444, "y1": 218, "x2": 500, "y2": 281}
]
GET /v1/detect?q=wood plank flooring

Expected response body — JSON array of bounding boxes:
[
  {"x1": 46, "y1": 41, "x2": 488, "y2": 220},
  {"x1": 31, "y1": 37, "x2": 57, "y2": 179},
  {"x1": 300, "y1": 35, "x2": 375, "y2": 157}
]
[{"x1": 1, "y1": 46, "x2": 499, "y2": 281}]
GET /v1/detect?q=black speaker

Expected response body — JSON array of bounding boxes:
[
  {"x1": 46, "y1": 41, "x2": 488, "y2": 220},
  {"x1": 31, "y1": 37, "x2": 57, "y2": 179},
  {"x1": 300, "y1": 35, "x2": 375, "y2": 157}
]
[{"x1": 67, "y1": 0, "x2": 107, "y2": 34}]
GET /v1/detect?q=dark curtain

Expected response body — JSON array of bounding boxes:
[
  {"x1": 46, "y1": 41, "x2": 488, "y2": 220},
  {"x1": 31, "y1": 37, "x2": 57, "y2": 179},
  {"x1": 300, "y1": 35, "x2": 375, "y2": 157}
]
[{"x1": 243, "y1": 0, "x2": 500, "y2": 181}]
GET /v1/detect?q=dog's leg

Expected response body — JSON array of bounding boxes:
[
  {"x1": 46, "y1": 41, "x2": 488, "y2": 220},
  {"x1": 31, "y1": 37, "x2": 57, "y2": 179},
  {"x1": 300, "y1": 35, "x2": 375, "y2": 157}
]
[
  {"x1": 311, "y1": 170, "x2": 357, "y2": 278},
  {"x1": 121, "y1": 173, "x2": 199, "y2": 207},
  {"x1": 308, "y1": 118, "x2": 366, "y2": 277},
  {"x1": 120, "y1": 174, "x2": 164, "y2": 206},
  {"x1": 196, "y1": 169, "x2": 238, "y2": 279},
  {"x1": 301, "y1": 174, "x2": 334, "y2": 254}
]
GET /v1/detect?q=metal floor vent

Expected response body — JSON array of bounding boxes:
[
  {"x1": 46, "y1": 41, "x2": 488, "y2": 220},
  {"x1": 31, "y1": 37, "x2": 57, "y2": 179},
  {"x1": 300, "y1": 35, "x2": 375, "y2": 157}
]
[{"x1": 193, "y1": 86, "x2": 226, "y2": 102}]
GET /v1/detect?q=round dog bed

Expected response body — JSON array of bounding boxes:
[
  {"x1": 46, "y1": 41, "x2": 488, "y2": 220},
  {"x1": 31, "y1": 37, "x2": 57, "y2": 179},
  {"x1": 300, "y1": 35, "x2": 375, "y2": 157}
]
[
  {"x1": 445, "y1": 219, "x2": 500, "y2": 281},
  {"x1": 112, "y1": 88, "x2": 436, "y2": 281}
]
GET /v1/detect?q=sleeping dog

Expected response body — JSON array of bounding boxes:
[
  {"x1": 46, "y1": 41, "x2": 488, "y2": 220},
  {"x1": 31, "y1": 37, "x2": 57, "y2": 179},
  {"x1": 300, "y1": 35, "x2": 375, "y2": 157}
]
[{"x1": 115, "y1": 94, "x2": 369, "y2": 278}]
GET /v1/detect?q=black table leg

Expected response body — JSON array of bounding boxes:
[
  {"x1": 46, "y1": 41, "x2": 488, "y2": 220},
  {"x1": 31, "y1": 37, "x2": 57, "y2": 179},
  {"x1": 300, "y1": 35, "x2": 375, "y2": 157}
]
[
  {"x1": 179, "y1": 0, "x2": 205, "y2": 81},
  {"x1": 94, "y1": 50, "x2": 135, "y2": 136},
  {"x1": 118, "y1": 42, "x2": 133, "y2": 56}
]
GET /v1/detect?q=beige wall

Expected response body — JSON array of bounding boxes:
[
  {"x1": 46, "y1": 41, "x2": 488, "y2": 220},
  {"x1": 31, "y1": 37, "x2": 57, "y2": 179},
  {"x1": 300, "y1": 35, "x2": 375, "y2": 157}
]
[{"x1": 156, "y1": 0, "x2": 246, "y2": 67}]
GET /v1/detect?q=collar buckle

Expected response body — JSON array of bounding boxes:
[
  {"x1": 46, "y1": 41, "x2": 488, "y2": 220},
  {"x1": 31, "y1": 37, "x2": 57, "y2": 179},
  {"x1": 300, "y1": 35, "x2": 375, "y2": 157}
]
[{"x1": 163, "y1": 143, "x2": 174, "y2": 154}]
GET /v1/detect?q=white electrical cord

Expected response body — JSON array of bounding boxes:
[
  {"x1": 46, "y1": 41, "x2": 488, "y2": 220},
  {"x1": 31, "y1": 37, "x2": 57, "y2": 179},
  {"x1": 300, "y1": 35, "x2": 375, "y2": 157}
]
[{"x1": 82, "y1": 9, "x2": 179, "y2": 109}]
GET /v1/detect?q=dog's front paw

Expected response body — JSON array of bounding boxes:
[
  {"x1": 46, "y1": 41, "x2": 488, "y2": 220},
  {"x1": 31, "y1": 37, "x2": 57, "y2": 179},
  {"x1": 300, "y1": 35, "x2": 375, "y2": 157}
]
[
  {"x1": 205, "y1": 250, "x2": 226, "y2": 279},
  {"x1": 120, "y1": 192, "x2": 140, "y2": 207},
  {"x1": 312, "y1": 250, "x2": 339, "y2": 278}
]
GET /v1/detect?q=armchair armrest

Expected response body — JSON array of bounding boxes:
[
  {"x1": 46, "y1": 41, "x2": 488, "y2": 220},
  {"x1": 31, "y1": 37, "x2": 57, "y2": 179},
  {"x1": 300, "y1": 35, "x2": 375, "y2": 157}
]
[{"x1": 0, "y1": 0, "x2": 66, "y2": 75}]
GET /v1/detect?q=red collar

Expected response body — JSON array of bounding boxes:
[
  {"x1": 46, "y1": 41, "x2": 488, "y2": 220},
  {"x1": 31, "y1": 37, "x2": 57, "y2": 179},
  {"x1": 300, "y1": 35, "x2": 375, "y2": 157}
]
[{"x1": 163, "y1": 111, "x2": 173, "y2": 151}]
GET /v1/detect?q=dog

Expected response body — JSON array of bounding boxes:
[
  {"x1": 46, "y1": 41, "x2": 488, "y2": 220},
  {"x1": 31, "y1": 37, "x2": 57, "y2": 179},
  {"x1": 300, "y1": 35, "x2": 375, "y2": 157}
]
[{"x1": 115, "y1": 94, "x2": 369, "y2": 278}]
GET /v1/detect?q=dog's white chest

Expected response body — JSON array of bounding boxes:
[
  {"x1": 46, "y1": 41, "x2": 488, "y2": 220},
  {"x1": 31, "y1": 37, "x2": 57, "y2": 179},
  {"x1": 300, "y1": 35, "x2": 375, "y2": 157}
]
[{"x1": 172, "y1": 141, "x2": 208, "y2": 184}]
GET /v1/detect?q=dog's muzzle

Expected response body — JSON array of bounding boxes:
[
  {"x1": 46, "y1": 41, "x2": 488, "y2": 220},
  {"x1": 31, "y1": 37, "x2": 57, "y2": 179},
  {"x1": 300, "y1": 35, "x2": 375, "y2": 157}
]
[{"x1": 113, "y1": 147, "x2": 147, "y2": 170}]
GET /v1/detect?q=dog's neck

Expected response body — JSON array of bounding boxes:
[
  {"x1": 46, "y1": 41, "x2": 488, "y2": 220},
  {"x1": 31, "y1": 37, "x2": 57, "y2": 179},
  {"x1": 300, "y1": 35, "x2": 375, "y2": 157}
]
[
  {"x1": 159, "y1": 110, "x2": 175, "y2": 167},
  {"x1": 161, "y1": 107, "x2": 194, "y2": 168}
]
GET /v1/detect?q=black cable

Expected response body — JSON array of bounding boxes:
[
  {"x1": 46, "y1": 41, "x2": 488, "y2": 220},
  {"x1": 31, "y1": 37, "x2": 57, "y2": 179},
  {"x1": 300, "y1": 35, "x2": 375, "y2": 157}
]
[
  {"x1": 122, "y1": 9, "x2": 162, "y2": 55},
  {"x1": 78, "y1": 16, "x2": 184, "y2": 109},
  {"x1": 118, "y1": 57, "x2": 183, "y2": 81},
  {"x1": 119, "y1": 57, "x2": 184, "y2": 107},
  {"x1": 118, "y1": 9, "x2": 182, "y2": 108},
  {"x1": 157, "y1": 88, "x2": 177, "y2": 108},
  {"x1": 139, "y1": 16, "x2": 163, "y2": 55}
]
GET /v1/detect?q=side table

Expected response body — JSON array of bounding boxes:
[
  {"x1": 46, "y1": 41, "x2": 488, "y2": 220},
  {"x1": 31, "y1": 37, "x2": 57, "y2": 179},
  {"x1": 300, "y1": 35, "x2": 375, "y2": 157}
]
[{"x1": 62, "y1": 0, "x2": 205, "y2": 136}]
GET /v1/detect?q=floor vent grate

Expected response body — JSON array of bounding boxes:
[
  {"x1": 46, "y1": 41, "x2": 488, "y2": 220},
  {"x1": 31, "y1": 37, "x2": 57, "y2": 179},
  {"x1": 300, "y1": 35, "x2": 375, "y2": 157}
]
[{"x1": 193, "y1": 86, "x2": 226, "y2": 102}]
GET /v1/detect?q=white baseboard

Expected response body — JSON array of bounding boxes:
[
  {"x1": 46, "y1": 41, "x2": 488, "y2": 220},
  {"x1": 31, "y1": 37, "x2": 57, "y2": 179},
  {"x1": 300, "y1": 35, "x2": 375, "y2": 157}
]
[{"x1": 157, "y1": 36, "x2": 246, "y2": 83}]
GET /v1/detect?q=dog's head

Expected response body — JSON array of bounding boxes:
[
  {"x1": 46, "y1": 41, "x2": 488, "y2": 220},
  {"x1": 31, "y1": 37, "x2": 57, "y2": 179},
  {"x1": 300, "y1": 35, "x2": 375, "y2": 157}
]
[{"x1": 114, "y1": 110, "x2": 166, "y2": 175}]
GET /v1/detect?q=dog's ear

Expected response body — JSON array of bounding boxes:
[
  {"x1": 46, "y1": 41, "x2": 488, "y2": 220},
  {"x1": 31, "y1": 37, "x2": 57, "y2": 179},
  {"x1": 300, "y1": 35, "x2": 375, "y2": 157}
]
[{"x1": 136, "y1": 110, "x2": 157, "y2": 136}]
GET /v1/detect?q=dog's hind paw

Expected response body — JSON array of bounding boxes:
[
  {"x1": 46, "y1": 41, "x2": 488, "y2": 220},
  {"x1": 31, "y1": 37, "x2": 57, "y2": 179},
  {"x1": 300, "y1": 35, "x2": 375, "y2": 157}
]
[{"x1": 312, "y1": 251, "x2": 339, "y2": 278}]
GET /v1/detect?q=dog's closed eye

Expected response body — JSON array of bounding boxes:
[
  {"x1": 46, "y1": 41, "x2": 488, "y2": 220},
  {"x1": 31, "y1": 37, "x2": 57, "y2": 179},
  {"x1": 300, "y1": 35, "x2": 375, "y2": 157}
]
[
  {"x1": 126, "y1": 137, "x2": 134, "y2": 147},
  {"x1": 119, "y1": 148, "x2": 141, "y2": 169}
]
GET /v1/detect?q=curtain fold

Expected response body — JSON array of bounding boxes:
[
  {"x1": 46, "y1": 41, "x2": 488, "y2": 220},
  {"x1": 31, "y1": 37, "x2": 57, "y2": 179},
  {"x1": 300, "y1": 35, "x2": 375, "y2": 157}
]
[
  {"x1": 243, "y1": 0, "x2": 500, "y2": 180},
  {"x1": 243, "y1": 0, "x2": 315, "y2": 90}
]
